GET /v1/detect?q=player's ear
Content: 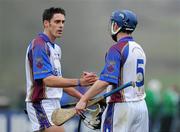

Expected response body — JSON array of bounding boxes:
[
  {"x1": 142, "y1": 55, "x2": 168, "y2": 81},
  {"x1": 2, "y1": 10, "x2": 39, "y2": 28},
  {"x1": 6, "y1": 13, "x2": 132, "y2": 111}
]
[{"x1": 43, "y1": 20, "x2": 49, "y2": 28}]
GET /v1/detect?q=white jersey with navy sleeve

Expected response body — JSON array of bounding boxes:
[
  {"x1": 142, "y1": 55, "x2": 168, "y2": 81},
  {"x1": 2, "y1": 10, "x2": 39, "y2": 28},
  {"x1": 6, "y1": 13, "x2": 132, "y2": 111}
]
[
  {"x1": 25, "y1": 33, "x2": 63, "y2": 102},
  {"x1": 99, "y1": 36, "x2": 146, "y2": 102},
  {"x1": 99, "y1": 36, "x2": 148, "y2": 132}
]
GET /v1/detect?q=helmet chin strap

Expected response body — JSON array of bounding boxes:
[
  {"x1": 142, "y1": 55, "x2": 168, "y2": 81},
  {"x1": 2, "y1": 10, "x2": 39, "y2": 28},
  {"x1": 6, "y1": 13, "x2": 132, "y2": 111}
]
[
  {"x1": 111, "y1": 34, "x2": 117, "y2": 42},
  {"x1": 111, "y1": 21, "x2": 121, "y2": 42}
]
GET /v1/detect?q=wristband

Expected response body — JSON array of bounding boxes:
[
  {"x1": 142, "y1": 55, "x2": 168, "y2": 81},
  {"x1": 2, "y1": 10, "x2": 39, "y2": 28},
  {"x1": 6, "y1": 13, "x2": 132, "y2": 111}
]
[{"x1": 77, "y1": 79, "x2": 81, "y2": 86}]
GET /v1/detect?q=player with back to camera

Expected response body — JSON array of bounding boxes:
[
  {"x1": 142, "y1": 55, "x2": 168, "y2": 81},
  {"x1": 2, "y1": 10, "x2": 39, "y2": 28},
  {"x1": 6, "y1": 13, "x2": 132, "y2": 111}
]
[
  {"x1": 25, "y1": 7, "x2": 97, "y2": 132},
  {"x1": 75, "y1": 9, "x2": 149, "y2": 132}
]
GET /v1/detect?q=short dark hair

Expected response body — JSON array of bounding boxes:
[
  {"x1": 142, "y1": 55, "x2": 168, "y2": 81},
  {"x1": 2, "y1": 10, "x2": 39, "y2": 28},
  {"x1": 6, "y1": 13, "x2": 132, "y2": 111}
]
[{"x1": 42, "y1": 7, "x2": 66, "y2": 22}]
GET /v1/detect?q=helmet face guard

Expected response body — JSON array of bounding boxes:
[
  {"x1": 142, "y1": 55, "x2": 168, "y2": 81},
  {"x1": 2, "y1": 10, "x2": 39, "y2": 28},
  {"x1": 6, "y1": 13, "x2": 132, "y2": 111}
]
[
  {"x1": 111, "y1": 21, "x2": 121, "y2": 35},
  {"x1": 110, "y1": 21, "x2": 121, "y2": 42},
  {"x1": 109, "y1": 21, "x2": 121, "y2": 42}
]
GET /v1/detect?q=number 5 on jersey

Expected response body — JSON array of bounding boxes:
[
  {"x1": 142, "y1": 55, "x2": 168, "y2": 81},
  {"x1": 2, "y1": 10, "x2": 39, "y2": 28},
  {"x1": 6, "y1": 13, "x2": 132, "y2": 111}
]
[{"x1": 136, "y1": 59, "x2": 144, "y2": 87}]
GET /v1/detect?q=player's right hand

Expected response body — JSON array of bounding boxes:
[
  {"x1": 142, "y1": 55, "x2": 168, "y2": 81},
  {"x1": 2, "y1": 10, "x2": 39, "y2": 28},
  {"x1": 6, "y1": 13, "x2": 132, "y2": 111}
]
[
  {"x1": 81, "y1": 71, "x2": 96, "y2": 77},
  {"x1": 75, "y1": 97, "x2": 87, "y2": 115},
  {"x1": 80, "y1": 71, "x2": 98, "y2": 86}
]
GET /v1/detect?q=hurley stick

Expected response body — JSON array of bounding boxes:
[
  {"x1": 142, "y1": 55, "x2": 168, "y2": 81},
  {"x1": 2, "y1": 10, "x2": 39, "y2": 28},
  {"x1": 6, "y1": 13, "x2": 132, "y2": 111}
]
[{"x1": 52, "y1": 81, "x2": 135, "y2": 126}]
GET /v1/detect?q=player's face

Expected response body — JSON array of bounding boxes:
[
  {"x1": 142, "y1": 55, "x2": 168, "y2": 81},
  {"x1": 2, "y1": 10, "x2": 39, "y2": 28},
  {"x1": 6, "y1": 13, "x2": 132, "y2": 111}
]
[{"x1": 46, "y1": 13, "x2": 65, "y2": 39}]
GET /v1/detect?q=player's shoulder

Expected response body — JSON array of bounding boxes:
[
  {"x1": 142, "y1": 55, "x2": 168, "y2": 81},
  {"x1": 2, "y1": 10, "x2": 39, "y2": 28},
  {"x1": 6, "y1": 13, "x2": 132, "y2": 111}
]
[
  {"x1": 130, "y1": 41, "x2": 144, "y2": 50},
  {"x1": 32, "y1": 35, "x2": 46, "y2": 46},
  {"x1": 107, "y1": 44, "x2": 121, "y2": 55},
  {"x1": 28, "y1": 35, "x2": 47, "y2": 52},
  {"x1": 109, "y1": 44, "x2": 118, "y2": 51},
  {"x1": 109, "y1": 41, "x2": 129, "y2": 54},
  {"x1": 128, "y1": 40, "x2": 140, "y2": 46}
]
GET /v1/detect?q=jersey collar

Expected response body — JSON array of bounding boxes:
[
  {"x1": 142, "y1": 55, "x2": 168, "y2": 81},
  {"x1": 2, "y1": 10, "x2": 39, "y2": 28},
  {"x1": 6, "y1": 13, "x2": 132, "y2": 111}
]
[
  {"x1": 38, "y1": 32, "x2": 55, "y2": 48},
  {"x1": 117, "y1": 36, "x2": 134, "y2": 43}
]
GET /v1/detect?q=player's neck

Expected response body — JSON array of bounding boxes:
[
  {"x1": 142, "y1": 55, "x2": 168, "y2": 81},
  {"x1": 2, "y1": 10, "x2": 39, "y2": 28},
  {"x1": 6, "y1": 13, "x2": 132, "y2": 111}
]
[
  {"x1": 117, "y1": 33, "x2": 131, "y2": 41},
  {"x1": 43, "y1": 30, "x2": 56, "y2": 43}
]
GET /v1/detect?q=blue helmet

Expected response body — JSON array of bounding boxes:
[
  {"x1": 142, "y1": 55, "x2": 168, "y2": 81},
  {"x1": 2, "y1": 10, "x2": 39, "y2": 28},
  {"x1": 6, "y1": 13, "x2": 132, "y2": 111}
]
[{"x1": 110, "y1": 9, "x2": 138, "y2": 34}]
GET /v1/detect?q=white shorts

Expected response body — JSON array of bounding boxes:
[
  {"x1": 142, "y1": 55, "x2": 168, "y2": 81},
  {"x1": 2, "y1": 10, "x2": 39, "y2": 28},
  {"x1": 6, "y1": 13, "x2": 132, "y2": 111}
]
[
  {"x1": 26, "y1": 99, "x2": 61, "y2": 131},
  {"x1": 101, "y1": 100, "x2": 149, "y2": 132}
]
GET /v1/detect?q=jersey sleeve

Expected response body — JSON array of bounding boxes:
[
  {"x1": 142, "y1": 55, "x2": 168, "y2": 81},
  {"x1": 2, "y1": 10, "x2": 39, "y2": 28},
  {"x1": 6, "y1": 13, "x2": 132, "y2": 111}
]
[
  {"x1": 29, "y1": 42, "x2": 53, "y2": 80},
  {"x1": 99, "y1": 47, "x2": 121, "y2": 85}
]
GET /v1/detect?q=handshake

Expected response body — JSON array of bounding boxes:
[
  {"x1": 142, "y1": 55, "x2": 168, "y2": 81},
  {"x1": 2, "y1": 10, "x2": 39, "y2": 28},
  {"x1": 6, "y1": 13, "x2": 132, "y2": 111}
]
[{"x1": 78, "y1": 71, "x2": 98, "y2": 86}]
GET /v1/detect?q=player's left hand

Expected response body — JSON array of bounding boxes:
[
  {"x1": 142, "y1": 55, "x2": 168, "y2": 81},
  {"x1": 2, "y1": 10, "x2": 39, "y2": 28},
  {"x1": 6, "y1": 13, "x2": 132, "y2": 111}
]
[{"x1": 75, "y1": 98, "x2": 87, "y2": 115}]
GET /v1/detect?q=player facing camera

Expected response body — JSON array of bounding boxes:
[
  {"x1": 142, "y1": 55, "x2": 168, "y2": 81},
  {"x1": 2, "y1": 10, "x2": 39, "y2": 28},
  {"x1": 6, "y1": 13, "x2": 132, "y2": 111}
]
[{"x1": 110, "y1": 10, "x2": 138, "y2": 42}]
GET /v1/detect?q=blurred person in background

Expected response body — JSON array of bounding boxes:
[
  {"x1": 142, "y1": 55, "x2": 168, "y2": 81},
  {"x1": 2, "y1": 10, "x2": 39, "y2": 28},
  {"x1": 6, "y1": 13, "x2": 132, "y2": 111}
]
[
  {"x1": 177, "y1": 92, "x2": 180, "y2": 132},
  {"x1": 75, "y1": 9, "x2": 148, "y2": 132},
  {"x1": 145, "y1": 79, "x2": 162, "y2": 132},
  {"x1": 25, "y1": 7, "x2": 97, "y2": 132},
  {"x1": 160, "y1": 85, "x2": 179, "y2": 132}
]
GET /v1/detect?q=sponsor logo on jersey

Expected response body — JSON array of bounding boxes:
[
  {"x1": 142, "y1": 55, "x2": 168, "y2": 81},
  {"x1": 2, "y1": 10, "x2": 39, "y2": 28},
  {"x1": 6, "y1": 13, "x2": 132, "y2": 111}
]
[
  {"x1": 107, "y1": 61, "x2": 115, "y2": 73},
  {"x1": 36, "y1": 57, "x2": 43, "y2": 69}
]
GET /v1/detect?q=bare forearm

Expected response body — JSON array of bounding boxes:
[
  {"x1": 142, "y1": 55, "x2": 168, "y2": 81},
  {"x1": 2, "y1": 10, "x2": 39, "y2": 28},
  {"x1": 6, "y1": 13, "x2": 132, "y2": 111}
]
[
  {"x1": 64, "y1": 87, "x2": 82, "y2": 99},
  {"x1": 81, "y1": 80, "x2": 109, "y2": 101},
  {"x1": 43, "y1": 75, "x2": 79, "y2": 88}
]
